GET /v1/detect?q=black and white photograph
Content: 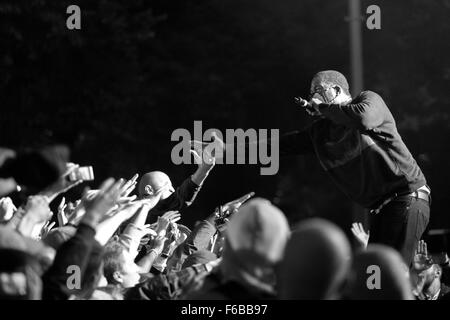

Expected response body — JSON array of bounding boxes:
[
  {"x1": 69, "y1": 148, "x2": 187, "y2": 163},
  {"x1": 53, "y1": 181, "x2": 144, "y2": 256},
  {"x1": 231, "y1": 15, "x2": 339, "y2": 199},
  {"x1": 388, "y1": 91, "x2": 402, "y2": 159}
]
[{"x1": 0, "y1": 0, "x2": 449, "y2": 309}]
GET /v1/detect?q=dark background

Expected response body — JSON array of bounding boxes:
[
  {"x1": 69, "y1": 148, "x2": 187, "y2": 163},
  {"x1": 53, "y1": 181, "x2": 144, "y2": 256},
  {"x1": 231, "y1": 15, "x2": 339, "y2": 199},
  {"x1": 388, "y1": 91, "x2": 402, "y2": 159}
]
[{"x1": 1, "y1": 0, "x2": 449, "y2": 238}]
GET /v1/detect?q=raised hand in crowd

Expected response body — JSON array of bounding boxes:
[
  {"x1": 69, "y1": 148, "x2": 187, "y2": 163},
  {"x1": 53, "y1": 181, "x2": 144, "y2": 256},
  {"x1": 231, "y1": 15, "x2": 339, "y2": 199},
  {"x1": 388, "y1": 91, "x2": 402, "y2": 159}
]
[
  {"x1": 81, "y1": 178, "x2": 123, "y2": 229},
  {"x1": 15, "y1": 195, "x2": 52, "y2": 238},
  {"x1": 155, "y1": 210, "x2": 181, "y2": 238},
  {"x1": 0, "y1": 196, "x2": 16, "y2": 223},
  {"x1": 119, "y1": 174, "x2": 139, "y2": 200},
  {"x1": 162, "y1": 222, "x2": 187, "y2": 258},
  {"x1": 56, "y1": 197, "x2": 68, "y2": 227},
  {"x1": 39, "y1": 163, "x2": 84, "y2": 203},
  {"x1": 351, "y1": 222, "x2": 370, "y2": 249},
  {"x1": 140, "y1": 211, "x2": 182, "y2": 273},
  {"x1": 409, "y1": 240, "x2": 448, "y2": 300},
  {"x1": 411, "y1": 240, "x2": 432, "y2": 295},
  {"x1": 136, "y1": 232, "x2": 169, "y2": 273},
  {"x1": 189, "y1": 132, "x2": 223, "y2": 187},
  {"x1": 190, "y1": 131, "x2": 224, "y2": 165},
  {"x1": 119, "y1": 203, "x2": 157, "y2": 258},
  {"x1": 61, "y1": 200, "x2": 84, "y2": 226},
  {"x1": 212, "y1": 192, "x2": 255, "y2": 232},
  {"x1": 94, "y1": 202, "x2": 143, "y2": 246},
  {"x1": 39, "y1": 220, "x2": 56, "y2": 240},
  {"x1": 413, "y1": 240, "x2": 433, "y2": 272}
]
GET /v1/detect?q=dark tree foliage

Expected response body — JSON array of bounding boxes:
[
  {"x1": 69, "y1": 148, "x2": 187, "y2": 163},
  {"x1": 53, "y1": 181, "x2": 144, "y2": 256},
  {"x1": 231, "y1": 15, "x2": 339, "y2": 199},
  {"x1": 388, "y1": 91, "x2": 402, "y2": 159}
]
[{"x1": 0, "y1": 0, "x2": 449, "y2": 231}]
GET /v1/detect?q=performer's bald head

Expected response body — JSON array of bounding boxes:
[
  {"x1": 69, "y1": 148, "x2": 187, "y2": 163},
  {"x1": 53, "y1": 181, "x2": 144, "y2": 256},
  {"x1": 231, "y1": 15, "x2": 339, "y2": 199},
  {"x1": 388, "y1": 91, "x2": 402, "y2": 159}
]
[
  {"x1": 309, "y1": 70, "x2": 352, "y2": 105},
  {"x1": 138, "y1": 171, "x2": 175, "y2": 198}
]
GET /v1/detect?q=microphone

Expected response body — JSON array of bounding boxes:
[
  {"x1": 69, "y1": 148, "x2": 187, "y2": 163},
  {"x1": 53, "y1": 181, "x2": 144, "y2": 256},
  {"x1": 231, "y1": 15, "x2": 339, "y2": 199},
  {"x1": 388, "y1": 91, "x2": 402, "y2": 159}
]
[
  {"x1": 294, "y1": 96, "x2": 308, "y2": 106},
  {"x1": 294, "y1": 96, "x2": 313, "y2": 107},
  {"x1": 294, "y1": 97, "x2": 316, "y2": 113}
]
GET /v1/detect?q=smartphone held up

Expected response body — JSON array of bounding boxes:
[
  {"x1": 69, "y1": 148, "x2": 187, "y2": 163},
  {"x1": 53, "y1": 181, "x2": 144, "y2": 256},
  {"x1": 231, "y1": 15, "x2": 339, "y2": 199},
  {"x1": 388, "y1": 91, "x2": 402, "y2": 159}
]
[{"x1": 68, "y1": 166, "x2": 95, "y2": 181}]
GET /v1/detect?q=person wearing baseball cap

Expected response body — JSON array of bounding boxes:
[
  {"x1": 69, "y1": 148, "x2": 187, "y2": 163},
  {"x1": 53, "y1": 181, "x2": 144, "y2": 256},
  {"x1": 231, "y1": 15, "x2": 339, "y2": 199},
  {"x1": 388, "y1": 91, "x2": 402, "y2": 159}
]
[{"x1": 184, "y1": 198, "x2": 290, "y2": 300}]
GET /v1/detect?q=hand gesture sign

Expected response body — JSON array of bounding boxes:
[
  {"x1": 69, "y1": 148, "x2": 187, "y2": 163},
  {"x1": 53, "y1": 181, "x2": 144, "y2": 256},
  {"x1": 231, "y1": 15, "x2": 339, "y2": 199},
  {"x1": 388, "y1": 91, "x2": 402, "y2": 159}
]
[
  {"x1": 351, "y1": 222, "x2": 370, "y2": 249},
  {"x1": 413, "y1": 240, "x2": 433, "y2": 272}
]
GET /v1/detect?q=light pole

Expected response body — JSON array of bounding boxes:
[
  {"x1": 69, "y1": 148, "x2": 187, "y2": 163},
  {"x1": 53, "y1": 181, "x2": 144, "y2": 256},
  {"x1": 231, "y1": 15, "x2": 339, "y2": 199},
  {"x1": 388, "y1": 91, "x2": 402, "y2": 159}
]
[
  {"x1": 348, "y1": 0, "x2": 368, "y2": 226},
  {"x1": 348, "y1": 0, "x2": 364, "y2": 95}
]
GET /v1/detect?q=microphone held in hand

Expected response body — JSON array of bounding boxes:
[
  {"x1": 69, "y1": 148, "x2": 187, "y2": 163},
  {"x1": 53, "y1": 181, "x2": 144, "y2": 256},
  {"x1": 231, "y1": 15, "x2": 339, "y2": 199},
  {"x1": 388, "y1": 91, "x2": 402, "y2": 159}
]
[
  {"x1": 294, "y1": 96, "x2": 321, "y2": 116},
  {"x1": 294, "y1": 96, "x2": 309, "y2": 107},
  {"x1": 294, "y1": 96, "x2": 314, "y2": 111}
]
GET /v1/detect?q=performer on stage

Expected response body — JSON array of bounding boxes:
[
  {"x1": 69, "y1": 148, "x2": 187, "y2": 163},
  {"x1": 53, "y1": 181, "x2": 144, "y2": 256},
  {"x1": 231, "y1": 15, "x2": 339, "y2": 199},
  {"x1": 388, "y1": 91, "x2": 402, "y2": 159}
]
[
  {"x1": 287, "y1": 70, "x2": 430, "y2": 266},
  {"x1": 201, "y1": 70, "x2": 430, "y2": 267}
]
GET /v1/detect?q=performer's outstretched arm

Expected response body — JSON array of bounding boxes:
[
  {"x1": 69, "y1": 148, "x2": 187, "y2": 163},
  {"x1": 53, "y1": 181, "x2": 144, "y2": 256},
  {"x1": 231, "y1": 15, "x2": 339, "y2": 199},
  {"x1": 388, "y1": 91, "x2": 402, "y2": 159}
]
[
  {"x1": 315, "y1": 91, "x2": 388, "y2": 130},
  {"x1": 236, "y1": 129, "x2": 314, "y2": 157},
  {"x1": 191, "y1": 128, "x2": 314, "y2": 169}
]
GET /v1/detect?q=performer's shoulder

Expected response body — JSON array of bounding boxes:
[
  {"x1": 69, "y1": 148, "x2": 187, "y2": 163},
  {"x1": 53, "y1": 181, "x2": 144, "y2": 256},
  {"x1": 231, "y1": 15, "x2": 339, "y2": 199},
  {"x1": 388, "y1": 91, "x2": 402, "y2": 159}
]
[
  {"x1": 358, "y1": 90, "x2": 388, "y2": 106},
  {"x1": 359, "y1": 90, "x2": 383, "y2": 100}
]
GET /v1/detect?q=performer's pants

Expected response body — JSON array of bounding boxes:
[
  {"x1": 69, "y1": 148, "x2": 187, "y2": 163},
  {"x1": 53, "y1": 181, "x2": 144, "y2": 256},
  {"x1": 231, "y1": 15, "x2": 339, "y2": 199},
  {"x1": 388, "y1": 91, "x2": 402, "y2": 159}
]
[{"x1": 369, "y1": 196, "x2": 430, "y2": 267}]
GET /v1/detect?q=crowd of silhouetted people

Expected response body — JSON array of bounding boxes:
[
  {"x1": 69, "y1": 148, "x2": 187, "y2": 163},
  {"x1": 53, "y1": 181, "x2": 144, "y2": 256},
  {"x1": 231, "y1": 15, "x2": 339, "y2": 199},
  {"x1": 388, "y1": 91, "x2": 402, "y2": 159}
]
[{"x1": 0, "y1": 145, "x2": 448, "y2": 300}]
